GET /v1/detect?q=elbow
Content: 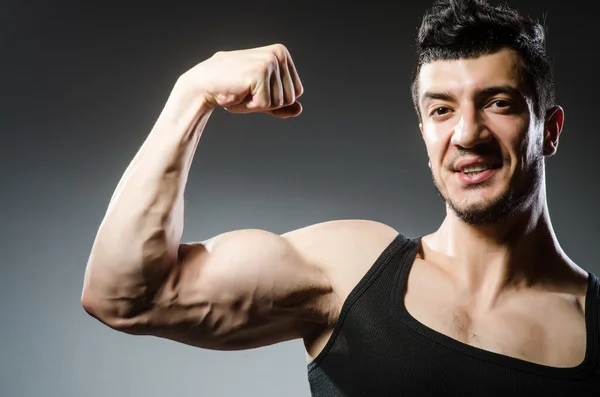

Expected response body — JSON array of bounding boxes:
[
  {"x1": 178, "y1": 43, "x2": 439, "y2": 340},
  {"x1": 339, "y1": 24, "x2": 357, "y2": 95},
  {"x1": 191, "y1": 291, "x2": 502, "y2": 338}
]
[
  {"x1": 80, "y1": 291, "x2": 117, "y2": 328},
  {"x1": 80, "y1": 292, "x2": 116, "y2": 331},
  {"x1": 80, "y1": 285, "x2": 105, "y2": 320},
  {"x1": 80, "y1": 291, "x2": 151, "y2": 335},
  {"x1": 80, "y1": 291, "x2": 97, "y2": 317}
]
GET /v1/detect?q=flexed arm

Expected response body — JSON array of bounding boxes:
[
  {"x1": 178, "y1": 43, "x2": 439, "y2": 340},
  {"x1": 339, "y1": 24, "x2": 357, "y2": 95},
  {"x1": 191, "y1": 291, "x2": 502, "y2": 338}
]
[{"x1": 81, "y1": 45, "x2": 336, "y2": 349}]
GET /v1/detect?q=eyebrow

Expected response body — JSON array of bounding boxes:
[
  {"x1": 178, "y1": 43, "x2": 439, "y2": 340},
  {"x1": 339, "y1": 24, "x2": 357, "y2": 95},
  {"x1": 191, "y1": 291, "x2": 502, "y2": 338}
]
[{"x1": 420, "y1": 84, "x2": 524, "y2": 106}]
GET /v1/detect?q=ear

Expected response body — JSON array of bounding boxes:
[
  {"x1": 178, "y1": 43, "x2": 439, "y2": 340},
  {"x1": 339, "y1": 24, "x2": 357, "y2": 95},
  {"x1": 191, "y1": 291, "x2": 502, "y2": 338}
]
[{"x1": 543, "y1": 106, "x2": 564, "y2": 156}]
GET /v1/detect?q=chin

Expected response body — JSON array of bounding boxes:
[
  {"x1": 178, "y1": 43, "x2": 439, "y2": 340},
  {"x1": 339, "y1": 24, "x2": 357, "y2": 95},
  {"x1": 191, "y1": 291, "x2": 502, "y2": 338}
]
[
  {"x1": 446, "y1": 189, "x2": 523, "y2": 225},
  {"x1": 433, "y1": 166, "x2": 532, "y2": 224},
  {"x1": 433, "y1": 159, "x2": 545, "y2": 225}
]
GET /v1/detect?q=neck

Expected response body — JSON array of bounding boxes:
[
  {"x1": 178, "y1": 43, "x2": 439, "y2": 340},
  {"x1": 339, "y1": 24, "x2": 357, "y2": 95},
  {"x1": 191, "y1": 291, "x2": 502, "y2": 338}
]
[{"x1": 425, "y1": 188, "x2": 585, "y2": 306}]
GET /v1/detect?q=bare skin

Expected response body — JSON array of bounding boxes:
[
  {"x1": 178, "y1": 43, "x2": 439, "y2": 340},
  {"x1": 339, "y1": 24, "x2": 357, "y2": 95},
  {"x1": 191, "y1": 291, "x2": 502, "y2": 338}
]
[{"x1": 81, "y1": 44, "x2": 589, "y2": 369}]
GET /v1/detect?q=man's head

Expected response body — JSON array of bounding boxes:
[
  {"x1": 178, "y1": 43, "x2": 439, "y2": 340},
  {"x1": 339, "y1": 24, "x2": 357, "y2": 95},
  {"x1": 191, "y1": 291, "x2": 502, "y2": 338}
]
[{"x1": 412, "y1": 0, "x2": 563, "y2": 225}]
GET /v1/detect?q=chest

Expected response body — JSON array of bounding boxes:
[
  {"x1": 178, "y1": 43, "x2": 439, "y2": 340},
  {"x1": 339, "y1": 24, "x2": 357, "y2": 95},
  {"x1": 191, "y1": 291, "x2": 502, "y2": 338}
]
[
  {"x1": 404, "y1": 263, "x2": 588, "y2": 368},
  {"x1": 309, "y1": 274, "x2": 598, "y2": 397}
]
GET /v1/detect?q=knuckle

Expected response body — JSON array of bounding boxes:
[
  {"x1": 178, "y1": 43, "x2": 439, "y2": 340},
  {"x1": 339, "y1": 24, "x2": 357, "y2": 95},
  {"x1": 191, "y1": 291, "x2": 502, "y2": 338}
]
[
  {"x1": 254, "y1": 62, "x2": 270, "y2": 77},
  {"x1": 271, "y1": 43, "x2": 287, "y2": 59},
  {"x1": 258, "y1": 54, "x2": 278, "y2": 75},
  {"x1": 266, "y1": 52, "x2": 279, "y2": 66}
]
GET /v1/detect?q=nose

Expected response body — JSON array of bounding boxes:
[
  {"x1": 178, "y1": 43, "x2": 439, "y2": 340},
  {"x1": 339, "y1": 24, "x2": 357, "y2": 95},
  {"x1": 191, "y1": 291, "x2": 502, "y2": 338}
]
[{"x1": 450, "y1": 107, "x2": 492, "y2": 148}]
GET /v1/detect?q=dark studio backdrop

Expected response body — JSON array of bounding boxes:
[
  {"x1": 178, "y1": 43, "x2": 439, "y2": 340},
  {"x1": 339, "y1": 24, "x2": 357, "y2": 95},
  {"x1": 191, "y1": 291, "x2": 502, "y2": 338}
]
[{"x1": 1, "y1": 1, "x2": 598, "y2": 396}]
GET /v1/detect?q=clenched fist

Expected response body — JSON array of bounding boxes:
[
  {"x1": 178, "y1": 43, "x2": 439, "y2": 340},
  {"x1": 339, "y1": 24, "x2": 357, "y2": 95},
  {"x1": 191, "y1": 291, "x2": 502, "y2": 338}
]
[{"x1": 178, "y1": 43, "x2": 304, "y2": 119}]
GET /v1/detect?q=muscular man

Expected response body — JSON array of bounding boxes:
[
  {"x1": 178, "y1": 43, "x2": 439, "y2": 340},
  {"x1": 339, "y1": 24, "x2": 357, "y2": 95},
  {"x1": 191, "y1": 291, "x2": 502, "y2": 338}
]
[{"x1": 81, "y1": 0, "x2": 600, "y2": 395}]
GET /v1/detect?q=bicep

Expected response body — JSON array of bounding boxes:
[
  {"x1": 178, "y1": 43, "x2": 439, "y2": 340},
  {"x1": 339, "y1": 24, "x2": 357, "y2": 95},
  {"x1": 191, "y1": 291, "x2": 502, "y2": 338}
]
[{"x1": 120, "y1": 229, "x2": 334, "y2": 350}]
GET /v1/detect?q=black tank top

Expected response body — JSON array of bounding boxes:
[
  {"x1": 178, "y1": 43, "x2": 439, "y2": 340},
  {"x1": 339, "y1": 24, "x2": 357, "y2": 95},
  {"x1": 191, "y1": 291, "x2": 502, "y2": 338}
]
[{"x1": 307, "y1": 233, "x2": 600, "y2": 396}]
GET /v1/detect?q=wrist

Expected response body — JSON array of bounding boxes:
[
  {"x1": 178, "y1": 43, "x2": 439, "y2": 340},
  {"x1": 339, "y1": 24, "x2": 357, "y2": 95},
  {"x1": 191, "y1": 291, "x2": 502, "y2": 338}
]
[{"x1": 152, "y1": 81, "x2": 214, "y2": 139}]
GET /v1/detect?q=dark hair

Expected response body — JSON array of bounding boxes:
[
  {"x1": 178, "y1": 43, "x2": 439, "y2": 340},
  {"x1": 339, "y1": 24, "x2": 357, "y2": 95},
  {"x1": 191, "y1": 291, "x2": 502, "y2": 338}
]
[{"x1": 411, "y1": 0, "x2": 555, "y2": 121}]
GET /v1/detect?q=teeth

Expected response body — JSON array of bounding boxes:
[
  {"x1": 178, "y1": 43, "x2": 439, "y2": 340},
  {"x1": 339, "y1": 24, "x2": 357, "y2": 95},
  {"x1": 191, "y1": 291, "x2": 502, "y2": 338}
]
[{"x1": 462, "y1": 165, "x2": 489, "y2": 173}]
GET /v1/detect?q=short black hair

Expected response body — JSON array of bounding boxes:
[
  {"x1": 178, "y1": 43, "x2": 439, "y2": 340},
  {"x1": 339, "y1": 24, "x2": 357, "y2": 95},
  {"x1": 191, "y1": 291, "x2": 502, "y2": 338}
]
[{"x1": 411, "y1": 0, "x2": 555, "y2": 121}]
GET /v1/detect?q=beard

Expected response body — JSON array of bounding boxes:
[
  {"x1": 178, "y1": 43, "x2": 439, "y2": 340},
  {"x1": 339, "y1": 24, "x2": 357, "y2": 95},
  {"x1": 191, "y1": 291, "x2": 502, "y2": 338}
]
[{"x1": 433, "y1": 156, "x2": 544, "y2": 225}]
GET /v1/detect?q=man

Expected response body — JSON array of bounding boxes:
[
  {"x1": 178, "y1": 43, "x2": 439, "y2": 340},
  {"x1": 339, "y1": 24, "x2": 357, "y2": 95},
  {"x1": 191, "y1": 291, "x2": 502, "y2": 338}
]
[{"x1": 81, "y1": 0, "x2": 599, "y2": 395}]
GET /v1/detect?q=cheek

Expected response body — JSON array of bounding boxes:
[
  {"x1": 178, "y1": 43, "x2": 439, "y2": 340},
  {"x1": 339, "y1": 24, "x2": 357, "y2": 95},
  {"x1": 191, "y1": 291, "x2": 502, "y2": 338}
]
[
  {"x1": 422, "y1": 124, "x2": 441, "y2": 145},
  {"x1": 422, "y1": 128, "x2": 449, "y2": 186},
  {"x1": 422, "y1": 125, "x2": 447, "y2": 162},
  {"x1": 504, "y1": 124, "x2": 539, "y2": 167}
]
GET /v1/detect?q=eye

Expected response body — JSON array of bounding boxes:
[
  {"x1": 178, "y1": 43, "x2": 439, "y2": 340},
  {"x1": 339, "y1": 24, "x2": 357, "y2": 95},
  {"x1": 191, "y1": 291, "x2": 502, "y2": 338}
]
[
  {"x1": 429, "y1": 107, "x2": 452, "y2": 118},
  {"x1": 489, "y1": 99, "x2": 511, "y2": 109}
]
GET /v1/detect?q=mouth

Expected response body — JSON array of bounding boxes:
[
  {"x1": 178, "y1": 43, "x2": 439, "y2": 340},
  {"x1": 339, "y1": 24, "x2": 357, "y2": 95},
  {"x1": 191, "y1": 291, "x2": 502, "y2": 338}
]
[
  {"x1": 453, "y1": 157, "x2": 503, "y2": 174},
  {"x1": 458, "y1": 163, "x2": 502, "y2": 175},
  {"x1": 452, "y1": 158, "x2": 504, "y2": 185}
]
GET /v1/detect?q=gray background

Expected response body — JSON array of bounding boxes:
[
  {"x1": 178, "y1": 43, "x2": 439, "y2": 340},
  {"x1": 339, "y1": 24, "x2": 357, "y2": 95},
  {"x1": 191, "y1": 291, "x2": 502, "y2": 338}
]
[{"x1": 1, "y1": 1, "x2": 598, "y2": 396}]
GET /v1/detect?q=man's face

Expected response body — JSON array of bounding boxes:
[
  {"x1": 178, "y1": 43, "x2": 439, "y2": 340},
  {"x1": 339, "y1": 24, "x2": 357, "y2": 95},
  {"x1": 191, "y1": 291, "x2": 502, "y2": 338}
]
[{"x1": 417, "y1": 48, "x2": 561, "y2": 224}]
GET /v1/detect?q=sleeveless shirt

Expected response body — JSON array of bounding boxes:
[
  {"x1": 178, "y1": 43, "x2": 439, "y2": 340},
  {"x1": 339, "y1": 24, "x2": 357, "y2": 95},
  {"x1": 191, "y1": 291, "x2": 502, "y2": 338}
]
[{"x1": 307, "y1": 233, "x2": 600, "y2": 396}]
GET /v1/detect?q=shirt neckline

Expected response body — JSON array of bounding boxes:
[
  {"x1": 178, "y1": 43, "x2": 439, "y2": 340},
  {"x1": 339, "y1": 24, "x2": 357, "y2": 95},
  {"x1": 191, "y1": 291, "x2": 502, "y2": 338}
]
[{"x1": 394, "y1": 237, "x2": 599, "y2": 380}]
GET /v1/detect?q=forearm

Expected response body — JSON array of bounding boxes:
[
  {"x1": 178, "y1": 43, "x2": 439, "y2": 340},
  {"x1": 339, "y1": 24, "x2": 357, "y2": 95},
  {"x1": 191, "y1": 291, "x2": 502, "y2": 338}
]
[{"x1": 82, "y1": 81, "x2": 213, "y2": 320}]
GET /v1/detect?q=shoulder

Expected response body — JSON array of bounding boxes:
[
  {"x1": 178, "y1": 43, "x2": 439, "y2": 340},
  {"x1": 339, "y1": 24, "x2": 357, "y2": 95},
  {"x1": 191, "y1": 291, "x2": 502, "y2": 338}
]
[
  {"x1": 283, "y1": 219, "x2": 399, "y2": 262},
  {"x1": 284, "y1": 218, "x2": 398, "y2": 240},
  {"x1": 283, "y1": 219, "x2": 400, "y2": 300}
]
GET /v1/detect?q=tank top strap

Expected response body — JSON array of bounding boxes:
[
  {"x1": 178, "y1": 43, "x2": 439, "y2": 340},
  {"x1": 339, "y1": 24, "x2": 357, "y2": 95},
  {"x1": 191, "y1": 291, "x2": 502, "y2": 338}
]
[
  {"x1": 394, "y1": 235, "x2": 422, "y2": 297},
  {"x1": 307, "y1": 232, "x2": 416, "y2": 373}
]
